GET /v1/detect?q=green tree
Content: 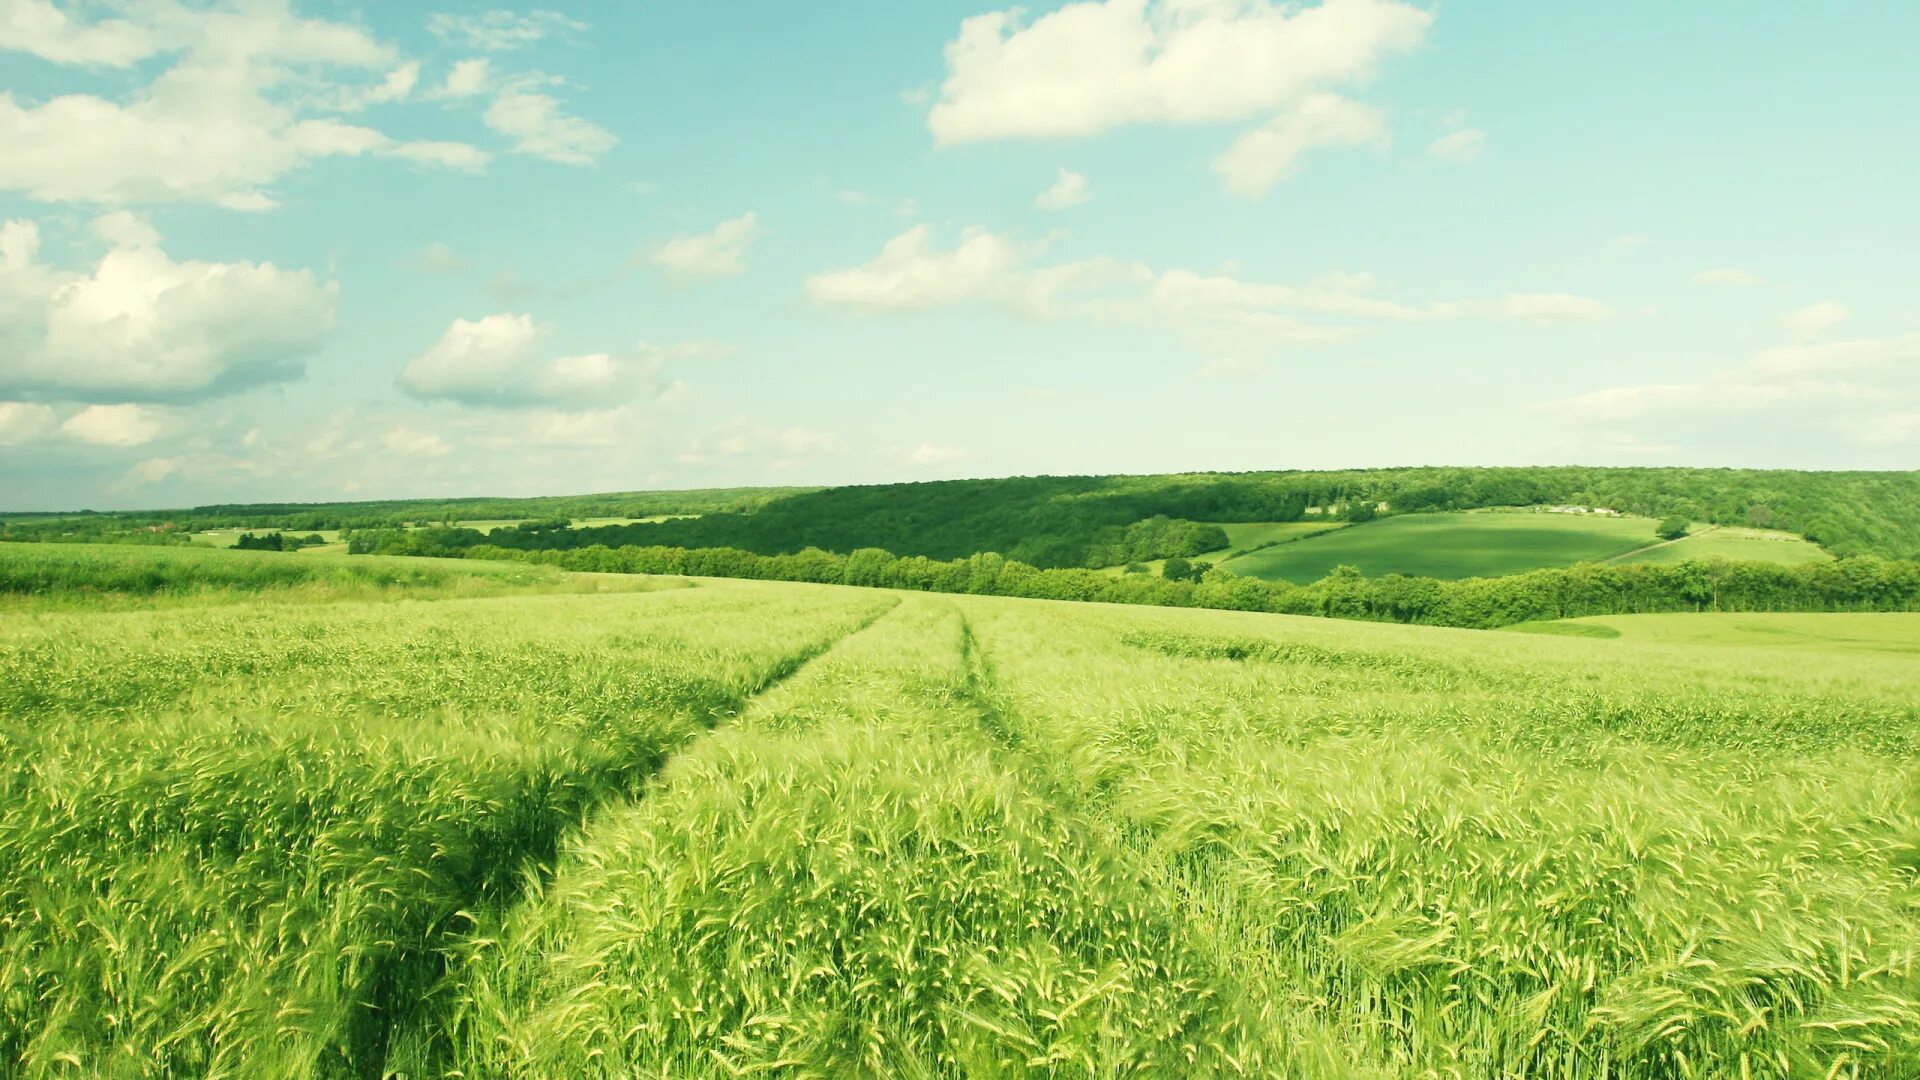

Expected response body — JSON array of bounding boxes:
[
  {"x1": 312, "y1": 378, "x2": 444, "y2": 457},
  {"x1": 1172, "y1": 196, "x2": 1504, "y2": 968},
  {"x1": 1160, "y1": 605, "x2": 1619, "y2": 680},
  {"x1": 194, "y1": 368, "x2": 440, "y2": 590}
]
[{"x1": 1657, "y1": 516, "x2": 1690, "y2": 541}]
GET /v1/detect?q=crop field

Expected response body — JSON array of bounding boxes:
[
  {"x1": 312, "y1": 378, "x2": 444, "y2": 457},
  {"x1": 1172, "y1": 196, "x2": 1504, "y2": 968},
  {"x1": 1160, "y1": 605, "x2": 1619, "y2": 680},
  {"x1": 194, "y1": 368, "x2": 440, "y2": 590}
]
[
  {"x1": 4, "y1": 546, "x2": 1918, "y2": 1077},
  {"x1": 1511, "y1": 611, "x2": 1920, "y2": 655},
  {"x1": 1101, "y1": 520, "x2": 1345, "y2": 574},
  {"x1": 1615, "y1": 526, "x2": 1832, "y2": 567},
  {"x1": 1221, "y1": 511, "x2": 1675, "y2": 582}
]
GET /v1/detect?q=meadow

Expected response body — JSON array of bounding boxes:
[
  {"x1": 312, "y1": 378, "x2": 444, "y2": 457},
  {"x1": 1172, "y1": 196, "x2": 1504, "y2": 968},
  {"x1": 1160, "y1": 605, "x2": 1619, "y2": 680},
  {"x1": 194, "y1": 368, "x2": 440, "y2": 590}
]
[
  {"x1": 3, "y1": 545, "x2": 1917, "y2": 1076},
  {"x1": 1615, "y1": 526, "x2": 1832, "y2": 567},
  {"x1": 1220, "y1": 511, "x2": 1682, "y2": 582}
]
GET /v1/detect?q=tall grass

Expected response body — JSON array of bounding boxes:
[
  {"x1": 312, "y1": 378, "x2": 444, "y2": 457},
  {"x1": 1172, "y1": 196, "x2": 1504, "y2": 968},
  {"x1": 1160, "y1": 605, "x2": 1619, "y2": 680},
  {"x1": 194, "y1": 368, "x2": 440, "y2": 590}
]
[
  {"x1": 0, "y1": 542, "x2": 682, "y2": 610},
  {"x1": 0, "y1": 585, "x2": 889, "y2": 1077},
  {"x1": 965, "y1": 599, "x2": 1920, "y2": 1077},
  {"x1": 6, "y1": 545, "x2": 1919, "y2": 1076},
  {"x1": 441, "y1": 598, "x2": 1284, "y2": 1077}
]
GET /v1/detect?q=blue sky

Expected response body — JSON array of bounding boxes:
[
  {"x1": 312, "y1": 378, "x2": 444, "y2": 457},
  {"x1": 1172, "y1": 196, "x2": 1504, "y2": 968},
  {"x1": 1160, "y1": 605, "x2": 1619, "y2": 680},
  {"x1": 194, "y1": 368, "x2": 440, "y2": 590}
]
[{"x1": 2, "y1": 0, "x2": 1916, "y2": 510}]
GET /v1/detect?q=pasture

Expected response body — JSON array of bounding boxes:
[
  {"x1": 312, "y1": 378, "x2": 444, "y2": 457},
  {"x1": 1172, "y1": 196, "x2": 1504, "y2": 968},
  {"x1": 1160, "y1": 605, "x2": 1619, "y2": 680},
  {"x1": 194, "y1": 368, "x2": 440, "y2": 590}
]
[
  {"x1": 1615, "y1": 525, "x2": 1832, "y2": 566},
  {"x1": 2, "y1": 545, "x2": 1917, "y2": 1077},
  {"x1": 1218, "y1": 510, "x2": 1663, "y2": 582}
]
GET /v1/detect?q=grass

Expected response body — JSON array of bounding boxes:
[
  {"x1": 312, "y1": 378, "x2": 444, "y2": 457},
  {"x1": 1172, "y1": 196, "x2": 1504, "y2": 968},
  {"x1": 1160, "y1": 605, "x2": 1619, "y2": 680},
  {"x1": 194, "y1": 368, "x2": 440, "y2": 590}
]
[
  {"x1": 1511, "y1": 611, "x2": 1920, "y2": 655},
  {"x1": 0, "y1": 542, "x2": 685, "y2": 610},
  {"x1": 1615, "y1": 524, "x2": 1832, "y2": 566},
  {"x1": 1100, "y1": 520, "x2": 1344, "y2": 575},
  {"x1": 1220, "y1": 510, "x2": 1675, "y2": 582},
  {"x1": 5, "y1": 545, "x2": 1919, "y2": 1076}
]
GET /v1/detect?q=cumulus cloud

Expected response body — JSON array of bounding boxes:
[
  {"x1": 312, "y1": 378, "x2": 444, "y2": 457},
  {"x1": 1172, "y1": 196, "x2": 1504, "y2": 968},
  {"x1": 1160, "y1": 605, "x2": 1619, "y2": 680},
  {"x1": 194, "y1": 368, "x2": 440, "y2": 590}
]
[
  {"x1": 807, "y1": 225, "x2": 1613, "y2": 351},
  {"x1": 1694, "y1": 267, "x2": 1762, "y2": 287},
  {"x1": 0, "y1": 401, "x2": 58, "y2": 445},
  {"x1": 0, "y1": 214, "x2": 337, "y2": 402},
  {"x1": 1034, "y1": 168, "x2": 1091, "y2": 210},
  {"x1": 929, "y1": 0, "x2": 1429, "y2": 143},
  {"x1": 804, "y1": 226, "x2": 1044, "y2": 311},
  {"x1": 61, "y1": 403, "x2": 166, "y2": 446},
  {"x1": 427, "y1": 10, "x2": 585, "y2": 52},
  {"x1": 438, "y1": 57, "x2": 492, "y2": 98},
  {"x1": 1212, "y1": 93, "x2": 1386, "y2": 197},
  {"x1": 0, "y1": 2, "x2": 491, "y2": 207},
  {"x1": 1427, "y1": 127, "x2": 1485, "y2": 162},
  {"x1": 483, "y1": 78, "x2": 616, "y2": 164},
  {"x1": 397, "y1": 312, "x2": 699, "y2": 409},
  {"x1": 1780, "y1": 301, "x2": 1849, "y2": 340},
  {"x1": 649, "y1": 212, "x2": 758, "y2": 280}
]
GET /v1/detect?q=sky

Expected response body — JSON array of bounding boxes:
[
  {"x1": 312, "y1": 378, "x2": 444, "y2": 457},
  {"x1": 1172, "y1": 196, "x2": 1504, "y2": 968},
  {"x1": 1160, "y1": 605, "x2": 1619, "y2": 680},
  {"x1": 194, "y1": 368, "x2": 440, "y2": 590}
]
[{"x1": 1, "y1": 0, "x2": 1916, "y2": 511}]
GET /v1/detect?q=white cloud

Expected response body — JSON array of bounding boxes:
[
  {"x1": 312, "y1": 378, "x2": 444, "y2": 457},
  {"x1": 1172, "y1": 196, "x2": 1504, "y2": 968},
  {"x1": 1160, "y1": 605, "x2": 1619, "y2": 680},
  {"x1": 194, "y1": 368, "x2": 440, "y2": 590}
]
[
  {"x1": 1693, "y1": 267, "x2": 1762, "y2": 287},
  {"x1": 1212, "y1": 93, "x2": 1386, "y2": 196},
  {"x1": 0, "y1": 213, "x2": 336, "y2": 401},
  {"x1": 0, "y1": 0, "x2": 160, "y2": 66},
  {"x1": 808, "y1": 225, "x2": 1614, "y2": 353},
  {"x1": 929, "y1": 0, "x2": 1429, "y2": 143},
  {"x1": 438, "y1": 57, "x2": 492, "y2": 98},
  {"x1": 1548, "y1": 332, "x2": 1920, "y2": 430},
  {"x1": 0, "y1": 401, "x2": 58, "y2": 445},
  {"x1": 1857, "y1": 411, "x2": 1920, "y2": 447},
  {"x1": 904, "y1": 442, "x2": 965, "y2": 465},
  {"x1": 484, "y1": 79, "x2": 615, "y2": 164},
  {"x1": 1034, "y1": 168, "x2": 1091, "y2": 210},
  {"x1": 427, "y1": 10, "x2": 585, "y2": 52},
  {"x1": 61, "y1": 404, "x2": 166, "y2": 446},
  {"x1": 649, "y1": 212, "x2": 758, "y2": 281},
  {"x1": 383, "y1": 426, "x2": 453, "y2": 457},
  {"x1": 129, "y1": 456, "x2": 178, "y2": 482},
  {"x1": 1427, "y1": 127, "x2": 1484, "y2": 162},
  {"x1": 677, "y1": 422, "x2": 843, "y2": 468},
  {"x1": 1781, "y1": 301, "x2": 1848, "y2": 340},
  {"x1": 0, "y1": 3, "x2": 490, "y2": 207},
  {"x1": 398, "y1": 312, "x2": 695, "y2": 409}
]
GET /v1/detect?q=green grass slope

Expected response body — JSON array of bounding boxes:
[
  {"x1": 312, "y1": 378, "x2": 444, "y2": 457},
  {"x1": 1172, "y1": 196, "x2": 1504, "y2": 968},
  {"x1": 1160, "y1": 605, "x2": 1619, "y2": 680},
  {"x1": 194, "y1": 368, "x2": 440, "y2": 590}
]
[
  {"x1": 1220, "y1": 510, "x2": 1663, "y2": 582},
  {"x1": 1615, "y1": 524, "x2": 1831, "y2": 566}
]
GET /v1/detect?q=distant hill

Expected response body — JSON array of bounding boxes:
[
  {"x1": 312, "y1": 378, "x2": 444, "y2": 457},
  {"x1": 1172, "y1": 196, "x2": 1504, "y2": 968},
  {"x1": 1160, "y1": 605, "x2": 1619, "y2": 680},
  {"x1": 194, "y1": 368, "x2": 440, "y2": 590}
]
[
  {"x1": 462, "y1": 467, "x2": 1920, "y2": 568},
  {"x1": 12, "y1": 467, "x2": 1919, "y2": 570}
]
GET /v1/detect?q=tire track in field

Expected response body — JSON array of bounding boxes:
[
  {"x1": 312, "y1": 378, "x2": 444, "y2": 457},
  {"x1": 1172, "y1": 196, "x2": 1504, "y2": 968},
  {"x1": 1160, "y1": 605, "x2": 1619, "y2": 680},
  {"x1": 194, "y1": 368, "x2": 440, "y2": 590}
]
[
  {"x1": 383, "y1": 595, "x2": 902, "y2": 1075},
  {"x1": 954, "y1": 610, "x2": 1363, "y2": 1075}
]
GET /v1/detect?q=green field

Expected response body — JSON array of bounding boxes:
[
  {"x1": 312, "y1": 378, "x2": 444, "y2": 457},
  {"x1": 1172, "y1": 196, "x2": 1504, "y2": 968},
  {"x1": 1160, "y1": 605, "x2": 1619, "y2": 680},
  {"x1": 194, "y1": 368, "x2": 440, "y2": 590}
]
[
  {"x1": 4, "y1": 544, "x2": 1919, "y2": 1077},
  {"x1": 1217, "y1": 510, "x2": 1664, "y2": 582},
  {"x1": 1100, "y1": 520, "x2": 1344, "y2": 574},
  {"x1": 1615, "y1": 525, "x2": 1832, "y2": 566},
  {"x1": 1511, "y1": 611, "x2": 1920, "y2": 655}
]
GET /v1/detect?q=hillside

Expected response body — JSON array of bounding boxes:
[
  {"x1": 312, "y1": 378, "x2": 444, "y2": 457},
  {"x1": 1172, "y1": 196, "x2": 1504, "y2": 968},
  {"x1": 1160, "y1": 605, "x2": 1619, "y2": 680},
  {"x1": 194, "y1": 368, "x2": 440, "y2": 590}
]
[
  {"x1": 11, "y1": 467, "x2": 1920, "y2": 570},
  {"x1": 6, "y1": 546, "x2": 1919, "y2": 1075},
  {"x1": 390, "y1": 466, "x2": 1920, "y2": 567}
]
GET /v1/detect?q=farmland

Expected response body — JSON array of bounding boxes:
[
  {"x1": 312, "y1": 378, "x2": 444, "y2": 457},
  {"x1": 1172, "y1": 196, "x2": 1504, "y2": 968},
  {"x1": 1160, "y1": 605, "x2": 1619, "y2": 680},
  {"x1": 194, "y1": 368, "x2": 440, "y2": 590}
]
[
  {"x1": 3, "y1": 544, "x2": 1918, "y2": 1077},
  {"x1": 1615, "y1": 525, "x2": 1832, "y2": 567},
  {"x1": 1216, "y1": 510, "x2": 1665, "y2": 582}
]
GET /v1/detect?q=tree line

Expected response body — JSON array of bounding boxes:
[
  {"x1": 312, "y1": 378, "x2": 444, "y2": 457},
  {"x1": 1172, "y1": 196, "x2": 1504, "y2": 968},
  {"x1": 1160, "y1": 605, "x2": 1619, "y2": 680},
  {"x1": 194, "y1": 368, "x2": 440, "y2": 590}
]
[{"x1": 438, "y1": 541, "x2": 1920, "y2": 630}]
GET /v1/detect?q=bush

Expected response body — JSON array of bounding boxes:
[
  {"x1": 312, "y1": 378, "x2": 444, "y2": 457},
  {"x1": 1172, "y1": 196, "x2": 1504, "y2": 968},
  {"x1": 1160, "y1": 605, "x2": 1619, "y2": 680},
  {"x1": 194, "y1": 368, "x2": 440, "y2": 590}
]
[{"x1": 1657, "y1": 516, "x2": 1691, "y2": 541}]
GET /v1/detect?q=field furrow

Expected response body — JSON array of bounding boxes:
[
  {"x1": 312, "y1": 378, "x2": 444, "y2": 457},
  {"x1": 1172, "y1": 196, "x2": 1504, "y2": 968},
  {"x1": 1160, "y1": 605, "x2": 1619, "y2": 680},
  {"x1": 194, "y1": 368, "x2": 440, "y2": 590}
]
[{"x1": 0, "y1": 583, "x2": 890, "y2": 1078}]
